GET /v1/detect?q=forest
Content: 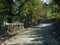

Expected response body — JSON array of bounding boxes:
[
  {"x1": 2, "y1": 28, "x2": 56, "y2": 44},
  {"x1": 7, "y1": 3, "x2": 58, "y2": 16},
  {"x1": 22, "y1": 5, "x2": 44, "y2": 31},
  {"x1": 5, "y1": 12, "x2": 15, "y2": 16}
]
[
  {"x1": 0, "y1": 0, "x2": 60, "y2": 45},
  {"x1": 0, "y1": 0, "x2": 47, "y2": 34}
]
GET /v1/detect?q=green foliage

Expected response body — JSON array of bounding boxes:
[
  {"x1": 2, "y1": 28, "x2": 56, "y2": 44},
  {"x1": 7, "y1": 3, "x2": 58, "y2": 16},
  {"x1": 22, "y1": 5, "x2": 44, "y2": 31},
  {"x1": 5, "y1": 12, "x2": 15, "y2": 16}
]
[
  {"x1": 0, "y1": 0, "x2": 43, "y2": 21},
  {"x1": 50, "y1": 0, "x2": 60, "y2": 36},
  {"x1": 0, "y1": 0, "x2": 44, "y2": 34},
  {"x1": 49, "y1": 0, "x2": 60, "y2": 18},
  {"x1": 20, "y1": 0, "x2": 41, "y2": 15}
]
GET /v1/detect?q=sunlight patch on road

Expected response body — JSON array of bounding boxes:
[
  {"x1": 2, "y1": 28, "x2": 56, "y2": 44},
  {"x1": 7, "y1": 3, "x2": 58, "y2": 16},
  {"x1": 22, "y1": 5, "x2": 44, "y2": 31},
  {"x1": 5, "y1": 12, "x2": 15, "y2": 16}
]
[
  {"x1": 40, "y1": 23, "x2": 52, "y2": 27},
  {"x1": 4, "y1": 36, "x2": 44, "y2": 45},
  {"x1": 4, "y1": 38, "x2": 35, "y2": 45}
]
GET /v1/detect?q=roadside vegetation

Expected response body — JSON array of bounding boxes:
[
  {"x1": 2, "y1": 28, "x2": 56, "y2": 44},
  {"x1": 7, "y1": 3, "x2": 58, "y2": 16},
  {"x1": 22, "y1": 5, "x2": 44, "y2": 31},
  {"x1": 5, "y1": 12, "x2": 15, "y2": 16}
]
[{"x1": 0, "y1": 0, "x2": 60, "y2": 38}]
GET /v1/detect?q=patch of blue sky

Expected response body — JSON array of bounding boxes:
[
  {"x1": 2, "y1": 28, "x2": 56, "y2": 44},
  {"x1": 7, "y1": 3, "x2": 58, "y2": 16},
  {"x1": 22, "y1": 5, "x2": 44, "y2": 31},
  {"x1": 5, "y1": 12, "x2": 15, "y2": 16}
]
[
  {"x1": 41, "y1": 0, "x2": 49, "y2": 4},
  {"x1": 13, "y1": 0, "x2": 15, "y2": 2}
]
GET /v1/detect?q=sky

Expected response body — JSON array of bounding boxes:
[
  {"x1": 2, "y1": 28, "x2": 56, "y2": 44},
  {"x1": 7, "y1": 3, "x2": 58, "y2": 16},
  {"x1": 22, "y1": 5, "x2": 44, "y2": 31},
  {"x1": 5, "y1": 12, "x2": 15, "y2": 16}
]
[
  {"x1": 42, "y1": 0, "x2": 49, "y2": 4},
  {"x1": 43, "y1": 0, "x2": 47, "y2": 2},
  {"x1": 13, "y1": 0, "x2": 15, "y2": 2},
  {"x1": 13, "y1": 0, "x2": 49, "y2": 4}
]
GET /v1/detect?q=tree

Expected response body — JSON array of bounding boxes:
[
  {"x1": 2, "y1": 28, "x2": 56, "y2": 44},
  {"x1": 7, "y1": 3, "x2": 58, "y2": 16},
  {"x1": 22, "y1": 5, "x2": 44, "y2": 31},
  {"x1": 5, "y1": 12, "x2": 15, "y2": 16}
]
[
  {"x1": 16, "y1": 0, "x2": 43, "y2": 27},
  {"x1": 50, "y1": 0, "x2": 60, "y2": 36},
  {"x1": 0, "y1": 0, "x2": 44, "y2": 32}
]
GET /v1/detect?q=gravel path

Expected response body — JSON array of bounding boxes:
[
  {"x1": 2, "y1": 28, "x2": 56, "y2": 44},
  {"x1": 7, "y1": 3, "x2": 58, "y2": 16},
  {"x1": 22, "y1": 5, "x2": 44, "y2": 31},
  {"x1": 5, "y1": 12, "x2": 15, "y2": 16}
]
[{"x1": 1, "y1": 23, "x2": 59, "y2": 45}]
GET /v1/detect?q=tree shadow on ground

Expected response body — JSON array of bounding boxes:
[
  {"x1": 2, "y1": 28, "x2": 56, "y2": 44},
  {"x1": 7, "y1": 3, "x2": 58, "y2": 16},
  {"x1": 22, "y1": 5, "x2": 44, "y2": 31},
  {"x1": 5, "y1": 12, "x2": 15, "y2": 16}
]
[
  {"x1": 29, "y1": 24, "x2": 58, "y2": 45},
  {"x1": 10, "y1": 23, "x2": 57, "y2": 45}
]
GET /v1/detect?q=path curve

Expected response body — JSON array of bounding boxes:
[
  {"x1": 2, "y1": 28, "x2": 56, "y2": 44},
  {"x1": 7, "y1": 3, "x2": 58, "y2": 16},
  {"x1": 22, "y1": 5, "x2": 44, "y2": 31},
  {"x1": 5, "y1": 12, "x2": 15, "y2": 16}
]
[{"x1": 1, "y1": 23, "x2": 59, "y2": 45}]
